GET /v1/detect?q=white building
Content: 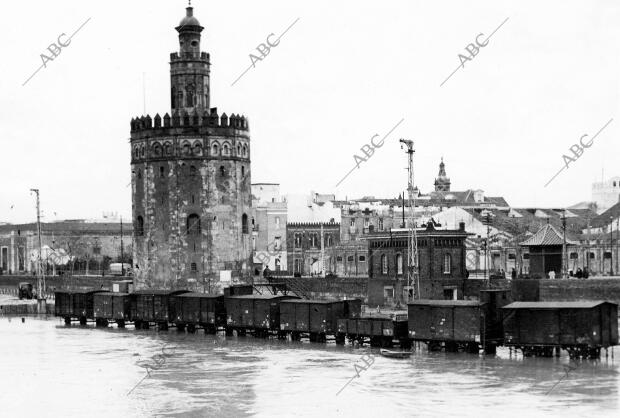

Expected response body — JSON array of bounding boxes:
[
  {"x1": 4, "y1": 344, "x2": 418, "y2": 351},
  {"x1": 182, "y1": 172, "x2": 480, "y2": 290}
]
[{"x1": 592, "y1": 176, "x2": 620, "y2": 213}]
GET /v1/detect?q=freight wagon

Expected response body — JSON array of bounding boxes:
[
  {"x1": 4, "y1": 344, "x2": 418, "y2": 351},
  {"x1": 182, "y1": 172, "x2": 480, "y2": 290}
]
[
  {"x1": 280, "y1": 299, "x2": 362, "y2": 342},
  {"x1": 225, "y1": 295, "x2": 299, "y2": 337},
  {"x1": 54, "y1": 289, "x2": 109, "y2": 325},
  {"x1": 502, "y1": 301, "x2": 619, "y2": 358},
  {"x1": 131, "y1": 290, "x2": 190, "y2": 330},
  {"x1": 407, "y1": 300, "x2": 502, "y2": 353},
  {"x1": 171, "y1": 293, "x2": 226, "y2": 333},
  {"x1": 337, "y1": 315, "x2": 410, "y2": 348},
  {"x1": 93, "y1": 292, "x2": 132, "y2": 327}
]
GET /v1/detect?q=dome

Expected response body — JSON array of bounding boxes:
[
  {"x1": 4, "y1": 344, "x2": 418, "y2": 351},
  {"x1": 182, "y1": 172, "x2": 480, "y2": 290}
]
[{"x1": 178, "y1": 7, "x2": 201, "y2": 28}]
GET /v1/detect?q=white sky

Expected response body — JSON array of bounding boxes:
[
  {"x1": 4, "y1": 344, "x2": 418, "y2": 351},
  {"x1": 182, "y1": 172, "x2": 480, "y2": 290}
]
[{"x1": 1, "y1": 0, "x2": 618, "y2": 223}]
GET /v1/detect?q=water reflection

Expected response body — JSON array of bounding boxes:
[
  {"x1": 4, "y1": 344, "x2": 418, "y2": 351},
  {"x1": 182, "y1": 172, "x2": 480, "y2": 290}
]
[{"x1": 0, "y1": 317, "x2": 618, "y2": 417}]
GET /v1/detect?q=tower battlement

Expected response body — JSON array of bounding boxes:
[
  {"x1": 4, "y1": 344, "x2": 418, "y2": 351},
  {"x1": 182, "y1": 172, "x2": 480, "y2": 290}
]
[
  {"x1": 170, "y1": 51, "x2": 210, "y2": 61},
  {"x1": 130, "y1": 110, "x2": 249, "y2": 140}
]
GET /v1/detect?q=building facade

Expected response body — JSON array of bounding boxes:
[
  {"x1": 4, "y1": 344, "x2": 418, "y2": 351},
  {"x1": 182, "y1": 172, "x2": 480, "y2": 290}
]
[
  {"x1": 251, "y1": 183, "x2": 287, "y2": 274},
  {"x1": 592, "y1": 176, "x2": 620, "y2": 213},
  {"x1": 367, "y1": 222, "x2": 469, "y2": 306},
  {"x1": 0, "y1": 221, "x2": 132, "y2": 275},
  {"x1": 130, "y1": 6, "x2": 252, "y2": 290},
  {"x1": 287, "y1": 222, "x2": 340, "y2": 276}
]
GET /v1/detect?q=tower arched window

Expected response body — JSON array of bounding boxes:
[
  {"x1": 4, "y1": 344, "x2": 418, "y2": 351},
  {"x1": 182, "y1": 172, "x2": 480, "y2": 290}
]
[
  {"x1": 187, "y1": 214, "x2": 201, "y2": 235},
  {"x1": 159, "y1": 166, "x2": 165, "y2": 178},
  {"x1": 220, "y1": 166, "x2": 226, "y2": 177},
  {"x1": 310, "y1": 233, "x2": 318, "y2": 248},
  {"x1": 242, "y1": 214, "x2": 248, "y2": 234},
  {"x1": 241, "y1": 166, "x2": 245, "y2": 176},
  {"x1": 212, "y1": 143, "x2": 219, "y2": 156},
  {"x1": 171, "y1": 87, "x2": 176, "y2": 108},
  {"x1": 223, "y1": 144, "x2": 230, "y2": 156},
  {"x1": 242, "y1": 145, "x2": 247, "y2": 157},
  {"x1": 193, "y1": 142, "x2": 202, "y2": 156},
  {"x1": 186, "y1": 85, "x2": 195, "y2": 107},
  {"x1": 237, "y1": 144, "x2": 241, "y2": 155},
  {"x1": 182, "y1": 142, "x2": 191, "y2": 156},
  {"x1": 177, "y1": 91, "x2": 183, "y2": 108},
  {"x1": 190, "y1": 165, "x2": 197, "y2": 177},
  {"x1": 136, "y1": 216, "x2": 144, "y2": 236},
  {"x1": 443, "y1": 254, "x2": 452, "y2": 274},
  {"x1": 137, "y1": 169, "x2": 142, "y2": 180},
  {"x1": 381, "y1": 254, "x2": 388, "y2": 274}
]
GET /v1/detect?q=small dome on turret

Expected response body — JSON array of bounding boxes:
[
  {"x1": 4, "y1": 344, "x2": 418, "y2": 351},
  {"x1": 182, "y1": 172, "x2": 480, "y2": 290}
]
[{"x1": 178, "y1": 6, "x2": 201, "y2": 29}]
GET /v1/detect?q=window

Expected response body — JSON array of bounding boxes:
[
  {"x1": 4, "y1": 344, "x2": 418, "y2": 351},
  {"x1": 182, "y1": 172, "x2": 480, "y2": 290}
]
[
  {"x1": 295, "y1": 234, "x2": 302, "y2": 248},
  {"x1": 160, "y1": 166, "x2": 165, "y2": 178},
  {"x1": 237, "y1": 144, "x2": 241, "y2": 155},
  {"x1": 182, "y1": 142, "x2": 191, "y2": 156},
  {"x1": 93, "y1": 246, "x2": 101, "y2": 255},
  {"x1": 508, "y1": 253, "x2": 516, "y2": 260},
  {"x1": 242, "y1": 214, "x2": 248, "y2": 234},
  {"x1": 294, "y1": 259, "x2": 302, "y2": 274},
  {"x1": 325, "y1": 234, "x2": 333, "y2": 247},
  {"x1": 190, "y1": 166, "x2": 197, "y2": 177},
  {"x1": 336, "y1": 256, "x2": 343, "y2": 262},
  {"x1": 364, "y1": 218, "x2": 370, "y2": 227},
  {"x1": 252, "y1": 236, "x2": 256, "y2": 251},
  {"x1": 569, "y1": 252, "x2": 578, "y2": 259},
  {"x1": 187, "y1": 214, "x2": 201, "y2": 235},
  {"x1": 350, "y1": 219, "x2": 355, "y2": 227},
  {"x1": 379, "y1": 218, "x2": 384, "y2": 231},
  {"x1": 212, "y1": 144, "x2": 219, "y2": 155},
  {"x1": 443, "y1": 254, "x2": 451, "y2": 274},
  {"x1": 241, "y1": 166, "x2": 245, "y2": 176},
  {"x1": 136, "y1": 216, "x2": 144, "y2": 236},
  {"x1": 523, "y1": 253, "x2": 530, "y2": 260},
  {"x1": 191, "y1": 195, "x2": 195, "y2": 204},
  {"x1": 589, "y1": 252, "x2": 596, "y2": 259},
  {"x1": 310, "y1": 233, "x2": 318, "y2": 248},
  {"x1": 242, "y1": 145, "x2": 247, "y2": 157},
  {"x1": 396, "y1": 254, "x2": 403, "y2": 275},
  {"x1": 137, "y1": 169, "x2": 142, "y2": 180},
  {"x1": 190, "y1": 263, "x2": 197, "y2": 272},
  {"x1": 359, "y1": 256, "x2": 366, "y2": 262},
  {"x1": 604, "y1": 252, "x2": 612, "y2": 259},
  {"x1": 275, "y1": 217, "x2": 280, "y2": 229},
  {"x1": 223, "y1": 144, "x2": 230, "y2": 156},
  {"x1": 384, "y1": 286, "x2": 394, "y2": 299},
  {"x1": 381, "y1": 254, "x2": 388, "y2": 274},
  {"x1": 220, "y1": 166, "x2": 225, "y2": 176},
  {"x1": 274, "y1": 237, "x2": 282, "y2": 250},
  {"x1": 347, "y1": 255, "x2": 354, "y2": 262}
]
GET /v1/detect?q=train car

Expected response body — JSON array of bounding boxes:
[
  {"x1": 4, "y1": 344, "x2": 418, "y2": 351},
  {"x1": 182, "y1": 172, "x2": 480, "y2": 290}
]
[
  {"x1": 225, "y1": 294, "x2": 298, "y2": 337},
  {"x1": 55, "y1": 289, "x2": 108, "y2": 325},
  {"x1": 502, "y1": 301, "x2": 619, "y2": 358},
  {"x1": 224, "y1": 285, "x2": 254, "y2": 297},
  {"x1": 336, "y1": 315, "x2": 409, "y2": 348},
  {"x1": 407, "y1": 300, "x2": 500, "y2": 353},
  {"x1": 131, "y1": 290, "x2": 190, "y2": 329},
  {"x1": 279, "y1": 299, "x2": 360, "y2": 342},
  {"x1": 171, "y1": 293, "x2": 226, "y2": 333},
  {"x1": 93, "y1": 292, "x2": 131, "y2": 327}
]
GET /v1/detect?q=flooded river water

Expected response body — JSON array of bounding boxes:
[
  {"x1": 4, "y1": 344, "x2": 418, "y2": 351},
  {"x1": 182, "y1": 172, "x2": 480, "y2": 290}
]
[{"x1": 1, "y1": 317, "x2": 618, "y2": 417}]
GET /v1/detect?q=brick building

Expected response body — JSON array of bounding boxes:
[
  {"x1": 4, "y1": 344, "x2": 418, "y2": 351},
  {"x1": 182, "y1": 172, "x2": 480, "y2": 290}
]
[
  {"x1": 367, "y1": 222, "x2": 469, "y2": 306},
  {"x1": 130, "y1": 6, "x2": 252, "y2": 290}
]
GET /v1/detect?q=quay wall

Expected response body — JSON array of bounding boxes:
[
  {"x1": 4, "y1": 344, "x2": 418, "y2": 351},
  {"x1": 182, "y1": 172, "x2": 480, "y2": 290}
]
[{"x1": 538, "y1": 279, "x2": 620, "y2": 305}]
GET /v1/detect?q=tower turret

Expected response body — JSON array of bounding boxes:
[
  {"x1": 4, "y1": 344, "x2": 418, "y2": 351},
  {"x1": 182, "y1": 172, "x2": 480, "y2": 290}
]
[
  {"x1": 170, "y1": 5, "x2": 211, "y2": 114},
  {"x1": 434, "y1": 157, "x2": 451, "y2": 192}
]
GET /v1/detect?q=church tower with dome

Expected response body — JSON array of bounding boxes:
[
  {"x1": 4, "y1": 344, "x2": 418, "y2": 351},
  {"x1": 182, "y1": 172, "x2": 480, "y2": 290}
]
[
  {"x1": 130, "y1": 5, "x2": 252, "y2": 290},
  {"x1": 434, "y1": 158, "x2": 451, "y2": 192}
]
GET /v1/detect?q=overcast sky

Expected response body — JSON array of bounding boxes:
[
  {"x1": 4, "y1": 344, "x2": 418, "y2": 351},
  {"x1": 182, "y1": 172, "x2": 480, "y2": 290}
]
[{"x1": 1, "y1": 0, "x2": 618, "y2": 223}]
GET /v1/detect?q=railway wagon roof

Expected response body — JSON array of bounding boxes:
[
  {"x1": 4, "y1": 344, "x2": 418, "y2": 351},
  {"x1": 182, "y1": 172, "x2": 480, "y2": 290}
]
[
  {"x1": 132, "y1": 290, "x2": 189, "y2": 295},
  {"x1": 408, "y1": 300, "x2": 484, "y2": 307},
  {"x1": 503, "y1": 301, "x2": 614, "y2": 309},
  {"x1": 226, "y1": 294, "x2": 299, "y2": 300},
  {"x1": 176, "y1": 292, "x2": 223, "y2": 298},
  {"x1": 280, "y1": 299, "x2": 340, "y2": 304}
]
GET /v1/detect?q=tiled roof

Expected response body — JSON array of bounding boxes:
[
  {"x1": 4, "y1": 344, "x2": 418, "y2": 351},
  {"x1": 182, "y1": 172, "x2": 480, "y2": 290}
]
[
  {"x1": 519, "y1": 224, "x2": 578, "y2": 246},
  {"x1": 591, "y1": 201, "x2": 620, "y2": 228}
]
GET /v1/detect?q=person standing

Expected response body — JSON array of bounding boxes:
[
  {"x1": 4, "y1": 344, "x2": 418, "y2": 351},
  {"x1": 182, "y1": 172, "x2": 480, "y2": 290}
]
[{"x1": 549, "y1": 270, "x2": 556, "y2": 280}]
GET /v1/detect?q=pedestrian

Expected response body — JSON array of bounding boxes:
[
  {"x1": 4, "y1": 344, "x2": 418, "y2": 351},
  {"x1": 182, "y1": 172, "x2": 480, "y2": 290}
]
[
  {"x1": 583, "y1": 267, "x2": 589, "y2": 279},
  {"x1": 511, "y1": 268, "x2": 516, "y2": 280},
  {"x1": 576, "y1": 268, "x2": 583, "y2": 279},
  {"x1": 549, "y1": 270, "x2": 556, "y2": 280},
  {"x1": 465, "y1": 269, "x2": 469, "y2": 279}
]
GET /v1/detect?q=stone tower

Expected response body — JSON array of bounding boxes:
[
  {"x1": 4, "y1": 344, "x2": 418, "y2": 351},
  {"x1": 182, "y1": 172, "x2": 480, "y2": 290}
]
[
  {"x1": 130, "y1": 5, "x2": 252, "y2": 290},
  {"x1": 434, "y1": 158, "x2": 451, "y2": 192}
]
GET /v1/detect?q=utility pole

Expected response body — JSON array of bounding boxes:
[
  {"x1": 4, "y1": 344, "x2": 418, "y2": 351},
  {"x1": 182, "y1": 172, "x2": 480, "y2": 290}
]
[
  {"x1": 320, "y1": 223, "x2": 325, "y2": 277},
  {"x1": 610, "y1": 216, "x2": 614, "y2": 276},
  {"x1": 562, "y1": 210, "x2": 567, "y2": 278},
  {"x1": 30, "y1": 189, "x2": 45, "y2": 307},
  {"x1": 400, "y1": 139, "x2": 418, "y2": 303}
]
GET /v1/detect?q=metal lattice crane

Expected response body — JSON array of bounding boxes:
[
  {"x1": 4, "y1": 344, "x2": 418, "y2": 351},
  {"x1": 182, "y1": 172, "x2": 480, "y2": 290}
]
[{"x1": 399, "y1": 139, "x2": 419, "y2": 301}]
